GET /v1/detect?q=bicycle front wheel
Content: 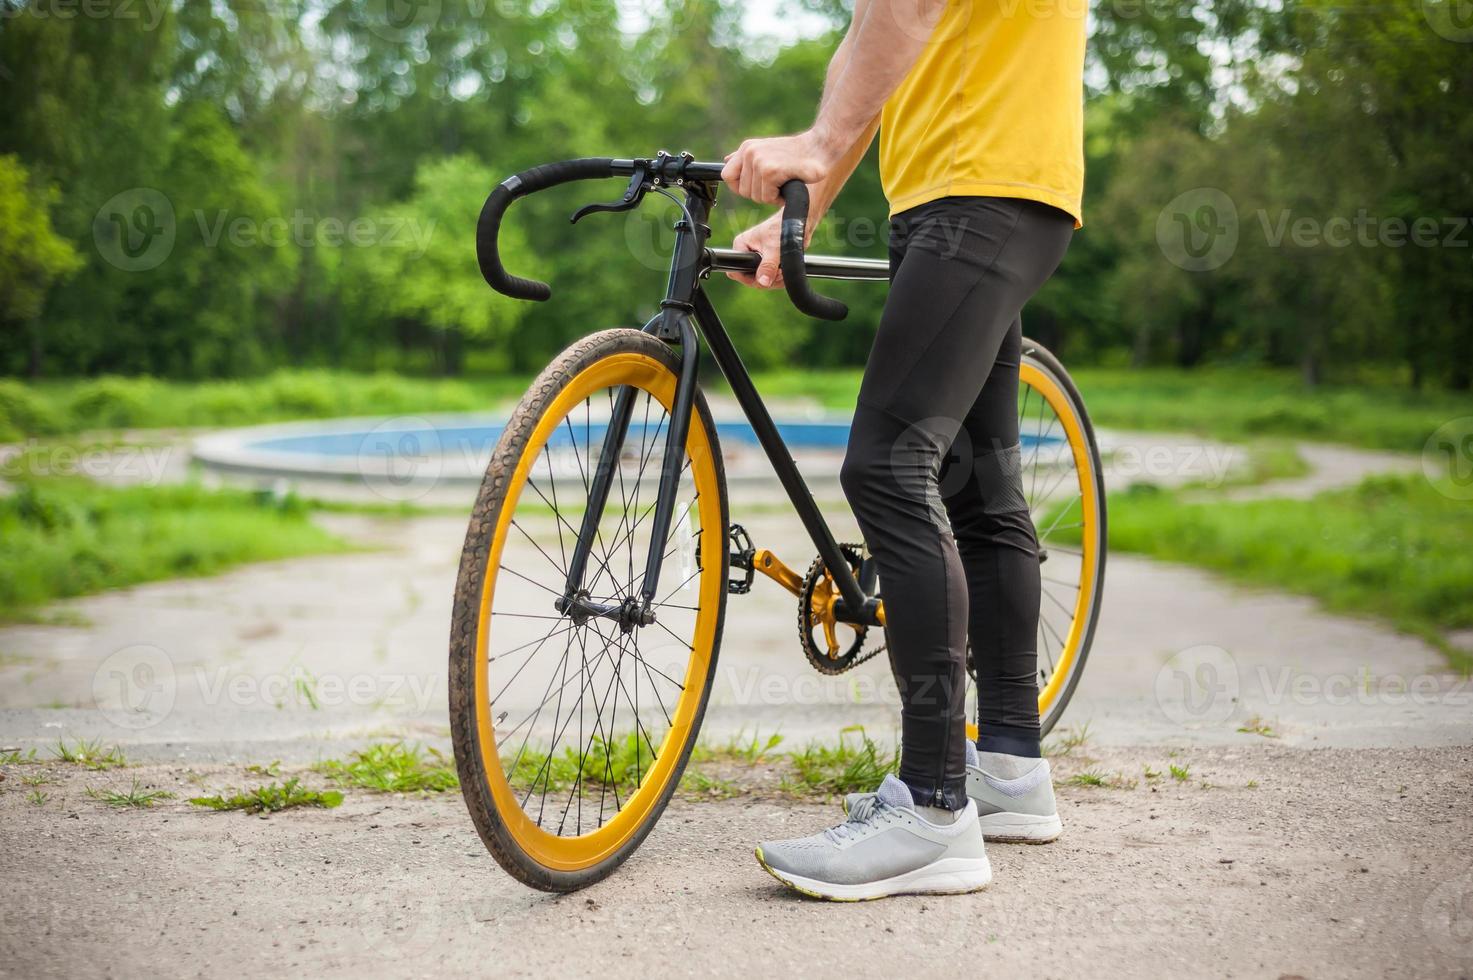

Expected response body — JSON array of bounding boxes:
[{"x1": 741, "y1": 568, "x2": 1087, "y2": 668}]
[{"x1": 449, "y1": 329, "x2": 728, "y2": 892}]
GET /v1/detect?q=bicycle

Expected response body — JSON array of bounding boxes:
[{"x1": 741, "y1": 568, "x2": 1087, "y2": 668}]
[{"x1": 450, "y1": 152, "x2": 1106, "y2": 892}]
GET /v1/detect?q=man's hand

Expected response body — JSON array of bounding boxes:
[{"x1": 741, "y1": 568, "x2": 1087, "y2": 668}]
[
  {"x1": 726, "y1": 212, "x2": 786, "y2": 289},
  {"x1": 721, "y1": 130, "x2": 838, "y2": 205}
]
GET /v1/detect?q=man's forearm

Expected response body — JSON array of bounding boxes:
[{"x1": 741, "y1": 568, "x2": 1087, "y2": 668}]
[
  {"x1": 810, "y1": 0, "x2": 944, "y2": 160},
  {"x1": 718, "y1": 0, "x2": 940, "y2": 207},
  {"x1": 810, "y1": 116, "x2": 879, "y2": 224}
]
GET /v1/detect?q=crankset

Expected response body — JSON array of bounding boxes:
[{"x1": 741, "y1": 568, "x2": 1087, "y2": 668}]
[{"x1": 797, "y1": 543, "x2": 888, "y2": 675}]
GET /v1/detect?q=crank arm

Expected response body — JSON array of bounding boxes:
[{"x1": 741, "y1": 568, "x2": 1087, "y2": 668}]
[{"x1": 752, "y1": 549, "x2": 804, "y2": 598}]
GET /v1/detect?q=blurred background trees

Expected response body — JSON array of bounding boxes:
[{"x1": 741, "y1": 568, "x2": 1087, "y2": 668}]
[{"x1": 0, "y1": 0, "x2": 1468, "y2": 388}]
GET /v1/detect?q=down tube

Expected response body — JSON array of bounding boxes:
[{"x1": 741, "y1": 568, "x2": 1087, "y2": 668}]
[{"x1": 689, "y1": 288, "x2": 877, "y2": 623}]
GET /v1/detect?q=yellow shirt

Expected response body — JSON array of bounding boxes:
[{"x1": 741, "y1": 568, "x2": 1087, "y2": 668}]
[{"x1": 879, "y1": 0, "x2": 1087, "y2": 225}]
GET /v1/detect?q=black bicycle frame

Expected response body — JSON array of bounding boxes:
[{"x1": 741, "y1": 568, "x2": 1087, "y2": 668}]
[{"x1": 556, "y1": 178, "x2": 889, "y2": 630}]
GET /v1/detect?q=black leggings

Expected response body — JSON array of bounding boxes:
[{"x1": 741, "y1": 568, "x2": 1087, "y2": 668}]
[{"x1": 840, "y1": 196, "x2": 1074, "y2": 810}]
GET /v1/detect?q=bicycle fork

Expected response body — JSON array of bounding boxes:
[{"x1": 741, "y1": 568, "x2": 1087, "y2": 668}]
[{"x1": 555, "y1": 182, "x2": 712, "y2": 632}]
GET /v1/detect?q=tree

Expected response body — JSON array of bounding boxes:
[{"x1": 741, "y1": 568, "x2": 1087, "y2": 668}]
[
  {"x1": 0, "y1": 156, "x2": 83, "y2": 375},
  {"x1": 353, "y1": 155, "x2": 528, "y2": 374}
]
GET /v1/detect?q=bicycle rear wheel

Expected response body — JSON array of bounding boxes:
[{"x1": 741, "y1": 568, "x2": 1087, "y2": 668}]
[
  {"x1": 449, "y1": 329, "x2": 728, "y2": 892},
  {"x1": 1017, "y1": 339, "x2": 1106, "y2": 736}
]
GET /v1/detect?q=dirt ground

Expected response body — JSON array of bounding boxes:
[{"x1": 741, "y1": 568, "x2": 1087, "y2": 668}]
[
  {"x1": 3, "y1": 743, "x2": 1470, "y2": 979},
  {"x1": 3, "y1": 435, "x2": 1469, "y2": 978}
]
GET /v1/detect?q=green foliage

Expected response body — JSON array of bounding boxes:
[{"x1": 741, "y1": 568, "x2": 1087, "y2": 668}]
[
  {"x1": 783, "y1": 726, "x2": 896, "y2": 796},
  {"x1": 0, "y1": 472, "x2": 350, "y2": 621},
  {"x1": 86, "y1": 779, "x2": 175, "y2": 809},
  {"x1": 1108, "y1": 475, "x2": 1473, "y2": 670},
  {"x1": 53, "y1": 738, "x2": 128, "y2": 770},
  {"x1": 0, "y1": 155, "x2": 82, "y2": 326},
  {"x1": 350, "y1": 156, "x2": 528, "y2": 374},
  {"x1": 746, "y1": 366, "x2": 1473, "y2": 454},
  {"x1": 0, "y1": 0, "x2": 1465, "y2": 388},
  {"x1": 505, "y1": 731, "x2": 659, "y2": 795},
  {"x1": 189, "y1": 778, "x2": 344, "y2": 814},
  {"x1": 314, "y1": 743, "x2": 459, "y2": 794},
  {"x1": 0, "y1": 380, "x2": 66, "y2": 442},
  {"x1": 0, "y1": 371, "x2": 531, "y2": 439}
]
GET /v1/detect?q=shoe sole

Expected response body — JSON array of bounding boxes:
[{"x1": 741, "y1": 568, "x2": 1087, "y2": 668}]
[
  {"x1": 755, "y1": 848, "x2": 992, "y2": 902},
  {"x1": 977, "y1": 811, "x2": 1063, "y2": 844}
]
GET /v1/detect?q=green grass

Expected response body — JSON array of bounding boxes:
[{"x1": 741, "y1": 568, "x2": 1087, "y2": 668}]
[
  {"x1": 1187, "y1": 441, "x2": 1310, "y2": 490},
  {"x1": 690, "y1": 729, "x2": 785, "y2": 765},
  {"x1": 86, "y1": 779, "x2": 175, "y2": 809},
  {"x1": 1169, "y1": 764, "x2": 1191, "y2": 783},
  {"x1": 189, "y1": 777, "x2": 343, "y2": 814},
  {"x1": 1237, "y1": 716, "x2": 1279, "y2": 738},
  {"x1": 0, "y1": 472, "x2": 351, "y2": 622},
  {"x1": 503, "y1": 731, "x2": 657, "y2": 796},
  {"x1": 782, "y1": 726, "x2": 897, "y2": 796},
  {"x1": 1065, "y1": 770, "x2": 1108, "y2": 787},
  {"x1": 53, "y1": 738, "x2": 127, "y2": 770},
  {"x1": 745, "y1": 366, "x2": 1471, "y2": 453},
  {"x1": 1107, "y1": 474, "x2": 1473, "y2": 669},
  {"x1": 0, "y1": 371, "x2": 533, "y2": 441},
  {"x1": 314, "y1": 742, "x2": 459, "y2": 794},
  {"x1": 4, "y1": 367, "x2": 1467, "y2": 453}
]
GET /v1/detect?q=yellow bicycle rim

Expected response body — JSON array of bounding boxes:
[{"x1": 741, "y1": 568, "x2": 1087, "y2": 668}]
[{"x1": 472, "y1": 352, "x2": 724, "y2": 872}]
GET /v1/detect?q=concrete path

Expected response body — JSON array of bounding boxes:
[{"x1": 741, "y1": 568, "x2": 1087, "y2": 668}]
[{"x1": 2, "y1": 504, "x2": 1468, "y2": 763}]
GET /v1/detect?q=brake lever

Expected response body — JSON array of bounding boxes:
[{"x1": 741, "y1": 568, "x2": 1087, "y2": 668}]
[{"x1": 570, "y1": 162, "x2": 650, "y2": 224}]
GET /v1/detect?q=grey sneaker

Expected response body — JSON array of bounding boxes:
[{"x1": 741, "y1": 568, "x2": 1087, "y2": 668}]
[
  {"x1": 756, "y1": 774, "x2": 991, "y2": 901},
  {"x1": 964, "y1": 741, "x2": 1062, "y2": 843}
]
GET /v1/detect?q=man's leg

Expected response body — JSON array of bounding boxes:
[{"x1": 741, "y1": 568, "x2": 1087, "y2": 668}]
[
  {"x1": 754, "y1": 197, "x2": 1072, "y2": 898},
  {"x1": 839, "y1": 197, "x2": 1074, "y2": 809},
  {"x1": 938, "y1": 317, "x2": 1045, "y2": 758}
]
